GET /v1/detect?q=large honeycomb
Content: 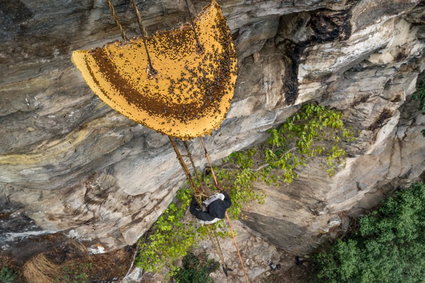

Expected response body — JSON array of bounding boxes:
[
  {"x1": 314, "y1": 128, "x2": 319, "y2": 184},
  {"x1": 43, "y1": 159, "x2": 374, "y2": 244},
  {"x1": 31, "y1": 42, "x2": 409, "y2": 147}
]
[{"x1": 72, "y1": 0, "x2": 237, "y2": 139}]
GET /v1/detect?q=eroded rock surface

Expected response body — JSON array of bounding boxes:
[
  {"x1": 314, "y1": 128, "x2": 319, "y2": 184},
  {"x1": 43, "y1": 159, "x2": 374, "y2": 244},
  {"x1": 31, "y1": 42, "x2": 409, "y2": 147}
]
[{"x1": 1, "y1": 0, "x2": 424, "y2": 272}]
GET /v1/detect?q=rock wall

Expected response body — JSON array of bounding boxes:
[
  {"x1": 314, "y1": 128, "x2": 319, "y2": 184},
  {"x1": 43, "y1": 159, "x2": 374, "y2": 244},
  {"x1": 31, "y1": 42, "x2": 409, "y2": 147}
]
[{"x1": 1, "y1": 0, "x2": 424, "y2": 257}]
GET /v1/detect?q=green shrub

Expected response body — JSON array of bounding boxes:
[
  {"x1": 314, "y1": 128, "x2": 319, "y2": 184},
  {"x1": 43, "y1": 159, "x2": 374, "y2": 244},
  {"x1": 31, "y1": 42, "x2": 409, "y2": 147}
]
[
  {"x1": 173, "y1": 253, "x2": 219, "y2": 283},
  {"x1": 314, "y1": 182, "x2": 425, "y2": 283},
  {"x1": 136, "y1": 188, "x2": 197, "y2": 273},
  {"x1": 136, "y1": 180, "x2": 264, "y2": 273},
  {"x1": 266, "y1": 103, "x2": 353, "y2": 179},
  {"x1": 217, "y1": 149, "x2": 266, "y2": 218},
  {"x1": 0, "y1": 267, "x2": 17, "y2": 283},
  {"x1": 221, "y1": 104, "x2": 353, "y2": 186}
]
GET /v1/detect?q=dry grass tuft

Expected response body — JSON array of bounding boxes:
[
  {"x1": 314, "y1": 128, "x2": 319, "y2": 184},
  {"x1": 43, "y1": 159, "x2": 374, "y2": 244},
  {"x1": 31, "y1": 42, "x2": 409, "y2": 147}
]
[
  {"x1": 22, "y1": 254, "x2": 59, "y2": 283},
  {"x1": 18, "y1": 239, "x2": 132, "y2": 282}
]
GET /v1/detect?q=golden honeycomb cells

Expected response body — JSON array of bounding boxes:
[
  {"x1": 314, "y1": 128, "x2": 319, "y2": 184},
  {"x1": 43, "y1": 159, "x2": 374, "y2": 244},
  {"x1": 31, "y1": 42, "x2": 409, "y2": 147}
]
[{"x1": 71, "y1": 0, "x2": 237, "y2": 140}]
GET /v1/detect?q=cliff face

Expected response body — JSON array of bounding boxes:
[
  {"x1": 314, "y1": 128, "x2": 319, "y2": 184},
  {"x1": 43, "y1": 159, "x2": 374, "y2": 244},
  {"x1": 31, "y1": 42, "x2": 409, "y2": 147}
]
[{"x1": 1, "y1": 0, "x2": 424, "y2": 258}]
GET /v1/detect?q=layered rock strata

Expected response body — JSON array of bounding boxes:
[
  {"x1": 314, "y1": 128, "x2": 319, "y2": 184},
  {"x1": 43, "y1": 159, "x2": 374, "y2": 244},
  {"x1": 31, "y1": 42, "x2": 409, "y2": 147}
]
[{"x1": 1, "y1": 0, "x2": 424, "y2": 262}]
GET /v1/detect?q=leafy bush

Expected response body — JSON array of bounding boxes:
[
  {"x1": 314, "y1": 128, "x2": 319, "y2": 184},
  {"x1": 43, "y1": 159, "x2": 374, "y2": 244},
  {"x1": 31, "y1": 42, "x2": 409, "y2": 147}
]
[
  {"x1": 217, "y1": 104, "x2": 353, "y2": 213},
  {"x1": 218, "y1": 149, "x2": 266, "y2": 218},
  {"x1": 173, "y1": 253, "x2": 219, "y2": 283},
  {"x1": 314, "y1": 182, "x2": 425, "y2": 283},
  {"x1": 136, "y1": 150, "x2": 269, "y2": 273},
  {"x1": 136, "y1": 178, "x2": 264, "y2": 273},
  {"x1": 0, "y1": 267, "x2": 17, "y2": 283},
  {"x1": 221, "y1": 104, "x2": 353, "y2": 187},
  {"x1": 136, "y1": 188, "x2": 197, "y2": 273},
  {"x1": 266, "y1": 103, "x2": 353, "y2": 179}
]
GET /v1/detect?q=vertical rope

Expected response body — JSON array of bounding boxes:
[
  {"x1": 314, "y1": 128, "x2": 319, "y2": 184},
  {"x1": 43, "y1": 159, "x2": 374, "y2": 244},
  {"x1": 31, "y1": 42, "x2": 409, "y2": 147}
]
[
  {"x1": 170, "y1": 138, "x2": 232, "y2": 278},
  {"x1": 183, "y1": 140, "x2": 235, "y2": 278},
  {"x1": 200, "y1": 137, "x2": 250, "y2": 283},
  {"x1": 200, "y1": 138, "x2": 219, "y2": 188},
  {"x1": 180, "y1": 140, "x2": 230, "y2": 277},
  {"x1": 226, "y1": 212, "x2": 250, "y2": 283},
  {"x1": 106, "y1": 0, "x2": 128, "y2": 41},
  {"x1": 183, "y1": 141, "x2": 201, "y2": 182},
  {"x1": 104, "y1": 1, "x2": 244, "y2": 279},
  {"x1": 168, "y1": 137, "x2": 198, "y2": 193},
  {"x1": 170, "y1": 137, "x2": 248, "y2": 280},
  {"x1": 129, "y1": 0, "x2": 149, "y2": 37},
  {"x1": 207, "y1": 233, "x2": 230, "y2": 276},
  {"x1": 183, "y1": 0, "x2": 203, "y2": 53},
  {"x1": 129, "y1": 0, "x2": 157, "y2": 77}
]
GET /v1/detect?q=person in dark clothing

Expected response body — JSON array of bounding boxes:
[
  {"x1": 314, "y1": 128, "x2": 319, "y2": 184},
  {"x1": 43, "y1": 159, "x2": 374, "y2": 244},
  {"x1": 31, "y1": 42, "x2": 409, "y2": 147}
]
[{"x1": 189, "y1": 191, "x2": 231, "y2": 224}]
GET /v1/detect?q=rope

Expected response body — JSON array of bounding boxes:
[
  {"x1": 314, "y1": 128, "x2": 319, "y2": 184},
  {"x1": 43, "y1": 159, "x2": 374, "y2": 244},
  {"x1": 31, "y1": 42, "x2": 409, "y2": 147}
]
[
  {"x1": 168, "y1": 137, "x2": 199, "y2": 194},
  {"x1": 200, "y1": 138, "x2": 219, "y2": 189},
  {"x1": 129, "y1": 0, "x2": 157, "y2": 77},
  {"x1": 208, "y1": 233, "x2": 231, "y2": 276},
  {"x1": 208, "y1": 233, "x2": 226, "y2": 264},
  {"x1": 103, "y1": 1, "x2": 244, "y2": 279},
  {"x1": 200, "y1": 137, "x2": 250, "y2": 283},
  {"x1": 182, "y1": 141, "x2": 231, "y2": 276},
  {"x1": 170, "y1": 139, "x2": 233, "y2": 278},
  {"x1": 225, "y1": 212, "x2": 250, "y2": 283},
  {"x1": 105, "y1": 0, "x2": 128, "y2": 41},
  {"x1": 183, "y1": 0, "x2": 203, "y2": 53},
  {"x1": 183, "y1": 141, "x2": 201, "y2": 182}
]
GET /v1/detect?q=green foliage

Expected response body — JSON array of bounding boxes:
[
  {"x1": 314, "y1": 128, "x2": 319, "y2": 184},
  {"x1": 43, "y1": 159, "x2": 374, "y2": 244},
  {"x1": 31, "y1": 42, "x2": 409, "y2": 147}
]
[
  {"x1": 413, "y1": 80, "x2": 425, "y2": 136},
  {"x1": 136, "y1": 104, "x2": 353, "y2": 275},
  {"x1": 136, "y1": 153, "x2": 267, "y2": 273},
  {"x1": 224, "y1": 149, "x2": 257, "y2": 169},
  {"x1": 314, "y1": 182, "x2": 425, "y2": 283},
  {"x1": 136, "y1": 188, "x2": 197, "y2": 273},
  {"x1": 266, "y1": 104, "x2": 353, "y2": 180},
  {"x1": 223, "y1": 104, "x2": 353, "y2": 186},
  {"x1": 197, "y1": 217, "x2": 231, "y2": 239},
  {"x1": 0, "y1": 267, "x2": 17, "y2": 283},
  {"x1": 217, "y1": 149, "x2": 266, "y2": 218},
  {"x1": 173, "y1": 253, "x2": 219, "y2": 283}
]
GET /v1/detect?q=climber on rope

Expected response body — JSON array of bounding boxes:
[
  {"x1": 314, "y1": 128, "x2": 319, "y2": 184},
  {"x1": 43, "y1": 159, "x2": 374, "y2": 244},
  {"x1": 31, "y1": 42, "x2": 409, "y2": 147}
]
[{"x1": 189, "y1": 191, "x2": 232, "y2": 224}]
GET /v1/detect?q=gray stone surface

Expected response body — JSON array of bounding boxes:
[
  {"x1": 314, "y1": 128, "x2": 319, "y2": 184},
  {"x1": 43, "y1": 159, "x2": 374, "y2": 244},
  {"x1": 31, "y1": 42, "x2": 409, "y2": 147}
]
[{"x1": 0, "y1": 0, "x2": 424, "y2": 272}]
